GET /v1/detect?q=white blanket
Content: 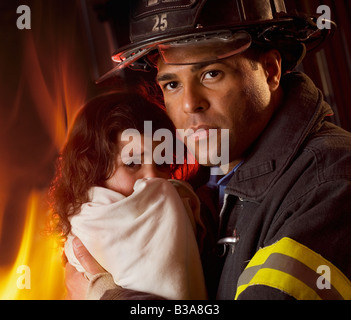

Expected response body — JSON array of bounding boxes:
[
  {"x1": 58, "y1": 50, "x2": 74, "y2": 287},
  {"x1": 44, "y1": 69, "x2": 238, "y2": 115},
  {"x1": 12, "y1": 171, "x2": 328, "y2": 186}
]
[{"x1": 65, "y1": 178, "x2": 207, "y2": 300}]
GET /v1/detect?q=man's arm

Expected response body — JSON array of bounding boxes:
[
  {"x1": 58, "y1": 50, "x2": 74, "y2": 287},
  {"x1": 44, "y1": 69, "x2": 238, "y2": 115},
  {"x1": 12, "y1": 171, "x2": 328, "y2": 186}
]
[{"x1": 234, "y1": 180, "x2": 351, "y2": 300}]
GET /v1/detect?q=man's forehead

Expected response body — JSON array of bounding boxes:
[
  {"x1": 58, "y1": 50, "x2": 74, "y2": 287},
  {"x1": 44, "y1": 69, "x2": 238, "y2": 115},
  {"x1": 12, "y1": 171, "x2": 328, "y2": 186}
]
[{"x1": 152, "y1": 30, "x2": 251, "y2": 67}]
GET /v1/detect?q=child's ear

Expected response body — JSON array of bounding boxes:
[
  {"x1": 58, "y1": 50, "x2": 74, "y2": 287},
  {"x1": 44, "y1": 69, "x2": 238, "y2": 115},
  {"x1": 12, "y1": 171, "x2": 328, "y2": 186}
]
[{"x1": 261, "y1": 49, "x2": 282, "y2": 92}]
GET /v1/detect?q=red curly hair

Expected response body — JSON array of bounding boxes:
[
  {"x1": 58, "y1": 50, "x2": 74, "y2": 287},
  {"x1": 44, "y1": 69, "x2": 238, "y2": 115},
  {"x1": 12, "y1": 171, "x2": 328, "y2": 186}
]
[{"x1": 49, "y1": 91, "x2": 197, "y2": 241}]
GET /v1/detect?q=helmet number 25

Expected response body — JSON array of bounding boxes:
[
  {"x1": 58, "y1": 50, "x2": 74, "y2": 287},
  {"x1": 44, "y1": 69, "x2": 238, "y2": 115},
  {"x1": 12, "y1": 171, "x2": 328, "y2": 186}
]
[{"x1": 152, "y1": 13, "x2": 168, "y2": 32}]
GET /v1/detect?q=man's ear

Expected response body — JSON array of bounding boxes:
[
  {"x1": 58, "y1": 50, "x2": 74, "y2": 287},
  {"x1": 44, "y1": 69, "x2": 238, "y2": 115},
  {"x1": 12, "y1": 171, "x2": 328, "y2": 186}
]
[{"x1": 261, "y1": 49, "x2": 282, "y2": 92}]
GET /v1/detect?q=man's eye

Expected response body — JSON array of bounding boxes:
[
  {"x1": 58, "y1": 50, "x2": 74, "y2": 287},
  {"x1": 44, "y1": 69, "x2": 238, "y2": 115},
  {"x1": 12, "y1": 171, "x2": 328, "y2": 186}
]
[
  {"x1": 203, "y1": 70, "x2": 221, "y2": 80},
  {"x1": 164, "y1": 81, "x2": 179, "y2": 90}
]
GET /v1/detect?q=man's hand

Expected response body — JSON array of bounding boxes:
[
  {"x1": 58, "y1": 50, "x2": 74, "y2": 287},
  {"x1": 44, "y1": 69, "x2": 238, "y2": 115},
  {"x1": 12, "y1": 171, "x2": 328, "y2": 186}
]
[
  {"x1": 64, "y1": 237, "x2": 105, "y2": 299},
  {"x1": 72, "y1": 237, "x2": 105, "y2": 275},
  {"x1": 64, "y1": 237, "x2": 162, "y2": 300},
  {"x1": 64, "y1": 262, "x2": 88, "y2": 300}
]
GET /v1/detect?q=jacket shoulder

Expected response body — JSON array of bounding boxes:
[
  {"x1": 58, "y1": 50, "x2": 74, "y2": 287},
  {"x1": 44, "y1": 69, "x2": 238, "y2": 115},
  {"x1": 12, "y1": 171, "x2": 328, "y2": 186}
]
[{"x1": 305, "y1": 121, "x2": 351, "y2": 182}]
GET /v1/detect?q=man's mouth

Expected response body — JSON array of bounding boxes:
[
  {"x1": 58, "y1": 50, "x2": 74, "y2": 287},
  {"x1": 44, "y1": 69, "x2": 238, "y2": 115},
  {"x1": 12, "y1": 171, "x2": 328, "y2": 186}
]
[{"x1": 185, "y1": 126, "x2": 219, "y2": 141}]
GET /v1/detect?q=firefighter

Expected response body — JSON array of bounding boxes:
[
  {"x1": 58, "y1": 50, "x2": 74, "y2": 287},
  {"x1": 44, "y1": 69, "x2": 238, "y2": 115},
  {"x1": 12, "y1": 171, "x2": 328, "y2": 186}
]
[{"x1": 66, "y1": 0, "x2": 351, "y2": 300}]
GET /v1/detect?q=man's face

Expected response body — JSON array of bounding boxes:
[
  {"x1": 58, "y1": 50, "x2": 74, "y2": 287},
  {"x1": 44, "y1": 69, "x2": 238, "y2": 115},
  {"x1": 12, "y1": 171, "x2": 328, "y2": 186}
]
[{"x1": 156, "y1": 49, "x2": 280, "y2": 170}]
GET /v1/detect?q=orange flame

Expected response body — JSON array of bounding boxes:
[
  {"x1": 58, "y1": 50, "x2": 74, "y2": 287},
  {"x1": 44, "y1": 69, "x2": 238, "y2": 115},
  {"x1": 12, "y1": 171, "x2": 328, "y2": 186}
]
[
  {"x1": 0, "y1": 2, "x2": 95, "y2": 299},
  {"x1": 0, "y1": 191, "x2": 65, "y2": 300}
]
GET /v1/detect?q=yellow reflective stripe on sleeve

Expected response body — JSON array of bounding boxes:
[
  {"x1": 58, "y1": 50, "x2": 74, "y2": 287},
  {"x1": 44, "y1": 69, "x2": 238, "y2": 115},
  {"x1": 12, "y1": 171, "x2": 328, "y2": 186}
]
[{"x1": 235, "y1": 237, "x2": 351, "y2": 300}]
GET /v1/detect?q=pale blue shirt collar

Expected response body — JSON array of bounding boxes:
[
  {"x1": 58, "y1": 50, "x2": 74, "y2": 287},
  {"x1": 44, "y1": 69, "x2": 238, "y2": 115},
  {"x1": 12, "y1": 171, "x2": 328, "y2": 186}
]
[{"x1": 216, "y1": 161, "x2": 244, "y2": 208}]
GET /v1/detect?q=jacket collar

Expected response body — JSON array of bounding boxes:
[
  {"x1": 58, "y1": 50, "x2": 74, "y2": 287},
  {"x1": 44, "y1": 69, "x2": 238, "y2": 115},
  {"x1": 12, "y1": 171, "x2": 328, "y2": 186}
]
[{"x1": 225, "y1": 72, "x2": 333, "y2": 202}]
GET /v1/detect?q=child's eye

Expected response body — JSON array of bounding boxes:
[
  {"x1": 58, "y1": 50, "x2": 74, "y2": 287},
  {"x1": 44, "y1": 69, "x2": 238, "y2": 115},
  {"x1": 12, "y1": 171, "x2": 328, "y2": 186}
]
[{"x1": 124, "y1": 161, "x2": 141, "y2": 169}]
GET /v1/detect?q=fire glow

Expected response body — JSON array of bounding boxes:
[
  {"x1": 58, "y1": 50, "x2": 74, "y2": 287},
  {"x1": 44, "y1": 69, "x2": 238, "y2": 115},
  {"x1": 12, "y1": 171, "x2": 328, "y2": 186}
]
[
  {"x1": 0, "y1": 2, "x2": 93, "y2": 299},
  {"x1": 0, "y1": 192, "x2": 64, "y2": 299}
]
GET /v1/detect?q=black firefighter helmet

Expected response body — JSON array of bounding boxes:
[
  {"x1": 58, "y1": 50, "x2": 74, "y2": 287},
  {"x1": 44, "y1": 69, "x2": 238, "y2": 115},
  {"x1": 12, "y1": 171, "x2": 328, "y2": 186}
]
[{"x1": 96, "y1": 0, "x2": 335, "y2": 83}]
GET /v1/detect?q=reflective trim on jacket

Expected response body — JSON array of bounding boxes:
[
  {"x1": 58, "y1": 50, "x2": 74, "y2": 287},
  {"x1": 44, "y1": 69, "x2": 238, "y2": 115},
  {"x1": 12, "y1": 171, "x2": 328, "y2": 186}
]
[{"x1": 216, "y1": 72, "x2": 351, "y2": 300}]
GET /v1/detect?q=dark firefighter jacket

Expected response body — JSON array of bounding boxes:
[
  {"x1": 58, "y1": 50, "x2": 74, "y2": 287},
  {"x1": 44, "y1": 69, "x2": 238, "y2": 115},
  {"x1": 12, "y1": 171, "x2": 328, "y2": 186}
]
[
  {"x1": 101, "y1": 72, "x2": 351, "y2": 301},
  {"x1": 208, "y1": 72, "x2": 351, "y2": 300}
]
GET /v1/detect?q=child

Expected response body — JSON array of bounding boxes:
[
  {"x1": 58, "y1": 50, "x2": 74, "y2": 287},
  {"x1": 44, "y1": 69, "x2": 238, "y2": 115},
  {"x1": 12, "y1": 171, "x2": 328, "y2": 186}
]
[{"x1": 50, "y1": 92, "x2": 207, "y2": 300}]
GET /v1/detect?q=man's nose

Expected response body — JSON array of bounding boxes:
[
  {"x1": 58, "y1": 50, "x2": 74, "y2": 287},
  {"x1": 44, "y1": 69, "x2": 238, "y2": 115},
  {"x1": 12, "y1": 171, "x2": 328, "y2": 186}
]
[{"x1": 182, "y1": 83, "x2": 209, "y2": 114}]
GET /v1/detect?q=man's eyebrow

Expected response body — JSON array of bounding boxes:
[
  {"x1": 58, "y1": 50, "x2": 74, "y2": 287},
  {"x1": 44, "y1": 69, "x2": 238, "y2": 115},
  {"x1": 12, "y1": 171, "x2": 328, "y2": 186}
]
[
  {"x1": 190, "y1": 61, "x2": 216, "y2": 72},
  {"x1": 157, "y1": 61, "x2": 222, "y2": 82},
  {"x1": 156, "y1": 73, "x2": 177, "y2": 83}
]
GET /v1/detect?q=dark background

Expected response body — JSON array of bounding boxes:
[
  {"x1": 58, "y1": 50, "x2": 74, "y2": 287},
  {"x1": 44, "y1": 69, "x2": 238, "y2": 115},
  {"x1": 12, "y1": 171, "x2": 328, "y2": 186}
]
[{"x1": 0, "y1": 0, "x2": 350, "y2": 297}]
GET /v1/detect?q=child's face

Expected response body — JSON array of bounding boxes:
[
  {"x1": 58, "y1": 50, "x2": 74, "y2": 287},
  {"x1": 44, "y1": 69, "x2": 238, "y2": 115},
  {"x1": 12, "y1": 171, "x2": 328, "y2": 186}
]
[{"x1": 104, "y1": 133, "x2": 172, "y2": 196}]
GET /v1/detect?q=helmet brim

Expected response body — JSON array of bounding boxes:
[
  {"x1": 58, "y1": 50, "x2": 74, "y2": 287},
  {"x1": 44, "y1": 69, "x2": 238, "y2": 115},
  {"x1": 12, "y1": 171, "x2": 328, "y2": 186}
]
[{"x1": 96, "y1": 14, "x2": 336, "y2": 83}]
